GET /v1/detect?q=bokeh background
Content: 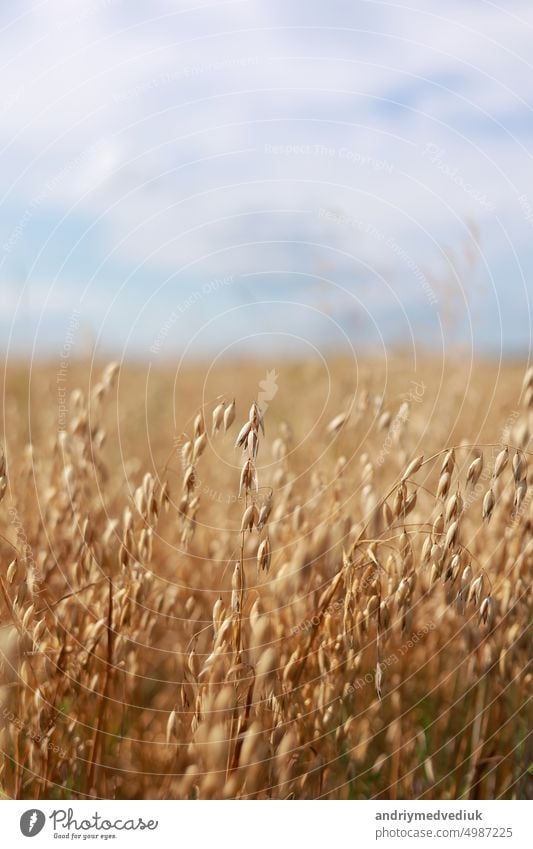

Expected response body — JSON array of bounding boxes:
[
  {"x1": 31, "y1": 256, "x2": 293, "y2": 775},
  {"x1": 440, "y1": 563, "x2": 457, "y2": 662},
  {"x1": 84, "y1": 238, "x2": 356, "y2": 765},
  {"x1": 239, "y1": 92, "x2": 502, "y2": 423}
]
[{"x1": 0, "y1": 0, "x2": 531, "y2": 363}]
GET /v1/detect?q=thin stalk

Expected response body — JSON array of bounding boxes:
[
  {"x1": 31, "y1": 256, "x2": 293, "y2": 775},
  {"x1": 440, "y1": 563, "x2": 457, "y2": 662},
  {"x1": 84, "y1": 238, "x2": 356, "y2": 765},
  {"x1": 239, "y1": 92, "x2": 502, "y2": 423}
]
[{"x1": 86, "y1": 577, "x2": 114, "y2": 795}]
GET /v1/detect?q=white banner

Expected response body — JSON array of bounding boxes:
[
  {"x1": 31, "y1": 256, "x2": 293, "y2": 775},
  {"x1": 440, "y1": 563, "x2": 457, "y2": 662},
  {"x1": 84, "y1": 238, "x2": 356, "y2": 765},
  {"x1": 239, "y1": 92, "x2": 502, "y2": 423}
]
[{"x1": 1, "y1": 800, "x2": 529, "y2": 848}]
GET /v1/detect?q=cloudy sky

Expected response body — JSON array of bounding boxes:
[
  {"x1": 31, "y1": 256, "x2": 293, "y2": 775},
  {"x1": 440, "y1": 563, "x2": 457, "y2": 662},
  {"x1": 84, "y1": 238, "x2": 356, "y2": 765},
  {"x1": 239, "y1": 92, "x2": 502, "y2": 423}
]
[{"x1": 0, "y1": 0, "x2": 532, "y2": 361}]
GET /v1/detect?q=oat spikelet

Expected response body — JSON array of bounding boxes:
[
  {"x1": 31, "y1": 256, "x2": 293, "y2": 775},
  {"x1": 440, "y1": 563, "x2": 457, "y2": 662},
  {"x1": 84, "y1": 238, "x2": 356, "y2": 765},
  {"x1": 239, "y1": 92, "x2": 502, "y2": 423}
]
[
  {"x1": 212, "y1": 402, "x2": 225, "y2": 435},
  {"x1": 482, "y1": 488, "x2": 495, "y2": 521},
  {"x1": 493, "y1": 447, "x2": 509, "y2": 479},
  {"x1": 466, "y1": 455, "x2": 483, "y2": 487},
  {"x1": 401, "y1": 454, "x2": 424, "y2": 482}
]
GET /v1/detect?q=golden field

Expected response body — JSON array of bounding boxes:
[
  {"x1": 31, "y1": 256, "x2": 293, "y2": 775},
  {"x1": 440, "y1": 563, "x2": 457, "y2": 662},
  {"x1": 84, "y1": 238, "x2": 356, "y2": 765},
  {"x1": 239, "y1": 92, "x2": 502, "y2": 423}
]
[{"x1": 0, "y1": 355, "x2": 531, "y2": 799}]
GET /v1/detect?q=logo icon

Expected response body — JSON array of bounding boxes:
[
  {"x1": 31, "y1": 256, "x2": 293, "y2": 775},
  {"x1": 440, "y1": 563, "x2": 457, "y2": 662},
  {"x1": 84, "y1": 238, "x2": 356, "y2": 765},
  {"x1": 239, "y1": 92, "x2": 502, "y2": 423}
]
[{"x1": 20, "y1": 810, "x2": 46, "y2": 837}]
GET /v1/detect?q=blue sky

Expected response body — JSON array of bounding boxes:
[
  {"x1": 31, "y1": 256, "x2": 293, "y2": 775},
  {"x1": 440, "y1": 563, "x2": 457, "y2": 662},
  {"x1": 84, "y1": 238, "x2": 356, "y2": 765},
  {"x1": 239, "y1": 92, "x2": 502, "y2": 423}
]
[{"x1": 0, "y1": 0, "x2": 531, "y2": 361}]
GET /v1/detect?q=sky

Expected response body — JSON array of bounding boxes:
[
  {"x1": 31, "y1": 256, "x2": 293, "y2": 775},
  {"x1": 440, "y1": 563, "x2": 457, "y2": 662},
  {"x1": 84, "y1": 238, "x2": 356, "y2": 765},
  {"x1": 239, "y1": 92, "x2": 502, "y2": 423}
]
[{"x1": 0, "y1": 0, "x2": 532, "y2": 362}]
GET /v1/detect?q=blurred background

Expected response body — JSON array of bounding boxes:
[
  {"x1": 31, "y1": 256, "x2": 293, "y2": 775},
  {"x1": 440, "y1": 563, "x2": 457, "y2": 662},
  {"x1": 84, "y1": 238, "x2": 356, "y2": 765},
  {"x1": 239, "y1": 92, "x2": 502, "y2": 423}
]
[{"x1": 0, "y1": 0, "x2": 531, "y2": 363}]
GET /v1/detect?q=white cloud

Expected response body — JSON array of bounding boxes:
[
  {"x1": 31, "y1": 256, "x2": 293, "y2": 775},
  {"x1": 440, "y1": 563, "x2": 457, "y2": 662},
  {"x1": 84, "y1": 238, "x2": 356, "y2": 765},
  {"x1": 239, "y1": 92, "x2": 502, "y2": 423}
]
[{"x1": 0, "y1": 0, "x2": 531, "y2": 353}]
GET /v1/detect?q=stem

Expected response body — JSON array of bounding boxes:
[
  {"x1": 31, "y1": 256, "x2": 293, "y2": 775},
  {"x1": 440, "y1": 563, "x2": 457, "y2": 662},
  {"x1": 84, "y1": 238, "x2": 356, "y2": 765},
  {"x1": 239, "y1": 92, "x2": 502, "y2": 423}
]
[
  {"x1": 87, "y1": 577, "x2": 114, "y2": 795},
  {"x1": 236, "y1": 524, "x2": 246, "y2": 661}
]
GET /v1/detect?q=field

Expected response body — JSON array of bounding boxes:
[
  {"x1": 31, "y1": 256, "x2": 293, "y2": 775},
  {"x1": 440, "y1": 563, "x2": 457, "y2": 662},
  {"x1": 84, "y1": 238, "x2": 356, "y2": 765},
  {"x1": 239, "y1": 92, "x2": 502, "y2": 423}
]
[{"x1": 0, "y1": 355, "x2": 531, "y2": 800}]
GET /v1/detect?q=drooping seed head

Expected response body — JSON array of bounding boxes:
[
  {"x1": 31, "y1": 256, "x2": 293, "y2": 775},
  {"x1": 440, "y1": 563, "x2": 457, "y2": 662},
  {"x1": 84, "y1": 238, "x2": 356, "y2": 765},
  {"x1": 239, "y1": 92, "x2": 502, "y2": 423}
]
[
  {"x1": 327, "y1": 412, "x2": 348, "y2": 435},
  {"x1": 401, "y1": 454, "x2": 424, "y2": 482},
  {"x1": 513, "y1": 478, "x2": 527, "y2": 510},
  {"x1": 193, "y1": 411, "x2": 205, "y2": 438},
  {"x1": 212, "y1": 402, "x2": 225, "y2": 436},
  {"x1": 235, "y1": 421, "x2": 252, "y2": 450},
  {"x1": 257, "y1": 493, "x2": 273, "y2": 530},
  {"x1": 437, "y1": 471, "x2": 451, "y2": 500},
  {"x1": 493, "y1": 446, "x2": 509, "y2": 479},
  {"x1": 241, "y1": 503, "x2": 258, "y2": 533},
  {"x1": 512, "y1": 451, "x2": 526, "y2": 483},
  {"x1": 445, "y1": 519, "x2": 459, "y2": 549},
  {"x1": 440, "y1": 448, "x2": 455, "y2": 475},
  {"x1": 482, "y1": 488, "x2": 495, "y2": 521},
  {"x1": 470, "y1": 575, "x2": 484, "y2": 607},
  {"x1": 479, "y1": 596, "x2": 494, "y2": 627},
  {"x1": 466, "y1": 455, "x2": 483, "y2": 487},
  {"x1": 224, "y1": 399, "x2": 236, "y2": 432},
  {"x1": 257, "y1": 536, "x2": 272, "y2": 573}
]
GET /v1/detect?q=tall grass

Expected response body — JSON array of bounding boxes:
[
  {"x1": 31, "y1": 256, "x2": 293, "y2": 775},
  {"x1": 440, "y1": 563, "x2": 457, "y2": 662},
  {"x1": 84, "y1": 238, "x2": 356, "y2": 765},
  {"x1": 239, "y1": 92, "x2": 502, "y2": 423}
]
[{"x1": 0, "y1": 357, "x2": 531, "y2": 799}]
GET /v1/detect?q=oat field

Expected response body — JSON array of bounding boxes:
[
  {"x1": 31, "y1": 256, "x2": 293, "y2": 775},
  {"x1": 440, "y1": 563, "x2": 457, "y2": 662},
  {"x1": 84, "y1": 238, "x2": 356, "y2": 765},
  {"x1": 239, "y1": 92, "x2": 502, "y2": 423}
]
[{"x1": 0, "y1": 356, "x2": 531, "y2": 800}]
